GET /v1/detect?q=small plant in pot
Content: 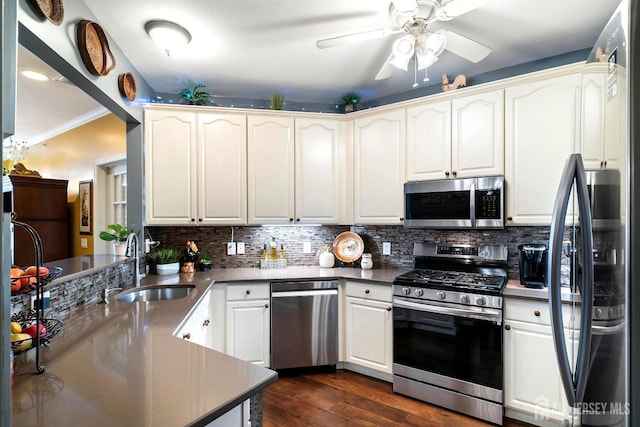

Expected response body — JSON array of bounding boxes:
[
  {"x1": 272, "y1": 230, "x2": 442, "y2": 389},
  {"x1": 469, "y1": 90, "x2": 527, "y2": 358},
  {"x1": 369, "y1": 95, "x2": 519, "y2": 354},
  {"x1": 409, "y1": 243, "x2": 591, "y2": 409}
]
[
  {"x1": 269, "y1": 93, "x2": 285, "y2": 110},
  {"x1": 148, "y1": 248, "x2": 181, "y2": 275},
  {"x1": 178, "y1": 83, "x2": 210, "y2": 105},
  {"x1": 99, "y1": 224, "x2": 134, "y2": 256},
  {"x1": 339, "y1": 91, "x2": 361, "y2": 113},
  {"x1": 198, "y1": 253, "x2": 213, "y2": 271}
]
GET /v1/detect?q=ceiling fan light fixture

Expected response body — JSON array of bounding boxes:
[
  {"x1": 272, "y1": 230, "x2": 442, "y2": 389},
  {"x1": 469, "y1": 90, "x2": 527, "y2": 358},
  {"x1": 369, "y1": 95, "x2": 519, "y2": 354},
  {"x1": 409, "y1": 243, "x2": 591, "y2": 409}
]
[
  {"x1": 417, "y1": 51, "x2": 438, "y2": 70},
  {"x1": 145, "y1": 20, "x2": 192, "y2": 56},
  {"x1": 391, "y1": 35, "x2": 415, "y2": 70},
  {"x1": 426, "y1": 32, "x2": 447, "y2": 55}
]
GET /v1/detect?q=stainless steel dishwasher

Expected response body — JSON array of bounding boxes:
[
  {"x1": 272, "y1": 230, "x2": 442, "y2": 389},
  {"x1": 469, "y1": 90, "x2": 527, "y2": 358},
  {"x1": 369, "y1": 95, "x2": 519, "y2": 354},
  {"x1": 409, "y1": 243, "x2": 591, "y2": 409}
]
[{"x1": 270, "y1": 280, "x2": 339, "y2": 370}]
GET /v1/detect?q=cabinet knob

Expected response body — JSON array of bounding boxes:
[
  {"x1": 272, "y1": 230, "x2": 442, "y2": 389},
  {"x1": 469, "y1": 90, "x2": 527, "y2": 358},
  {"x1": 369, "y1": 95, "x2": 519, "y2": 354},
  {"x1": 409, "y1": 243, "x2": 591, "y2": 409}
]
[
  {"x1": 198, "y1": 218, "x2": 203, "y2": 222},
  {"x1": 445, "y1": 171, "x2": 450, "y2": 177},
  {"x1": 202, "y1": 319, "x2": 210, "y2": 327},
  {"x1": 191, "y1": 218, "x2": 195, "y2": 222},
  {"x1": 296, "y1": 218, "x2": 300, "y2": 222},
  {"x1": 604, "y1": 160, "x2": 608, "y2": 168},
  {"x1": 365, "y1": 289, "x2": 370, "y2": 294},
  {"x1": 386, "y1": 306, "x2": 392, "y2": 312},
  {"x1": 504, "y1": 324, "x2": 511, "y2": 331},
  {"x1": 600, "y1": 160, "x2": 604, "y2": 167},
  {"x1": 534, "y1": 310, "x2": 541, "y2": 317},
  {"x1": 399, "y1": 217, "x2": 404, "y2": 221},
  {"x1": 452, "y1": 171, "x2": 457, "y2": 176},
  {"x1": 264, "y1": 303, "x2": 269, "y2": 309},
  {"x1": 246, "y1": 290, "x2": 251, "y2": 295},
  {"x1": 182, "y1": 332, "x2": 191, "y2": 340},
  {"x1": 507, "y1": 216, "x2": 513, "y2": 221}
]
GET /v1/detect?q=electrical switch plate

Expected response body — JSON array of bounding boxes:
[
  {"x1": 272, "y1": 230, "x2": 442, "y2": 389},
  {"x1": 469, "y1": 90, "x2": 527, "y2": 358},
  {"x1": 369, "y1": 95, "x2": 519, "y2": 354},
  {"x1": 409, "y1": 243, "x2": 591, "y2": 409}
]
[
  {"x1": 237, "y1": 242, "x2": 245, "y2": 254},
  {"x1": 227, "y1": 242, "x2": 236, "y2": 255},
  {"x1": 303, "y1": 242, "x2": 312, "y2": 254},
  {"x1": 80, "y1": 238, "x2": 87, "y2": 249},
  {"x1": 382, "y1": 242, "x2": 391, "y2": 255}
]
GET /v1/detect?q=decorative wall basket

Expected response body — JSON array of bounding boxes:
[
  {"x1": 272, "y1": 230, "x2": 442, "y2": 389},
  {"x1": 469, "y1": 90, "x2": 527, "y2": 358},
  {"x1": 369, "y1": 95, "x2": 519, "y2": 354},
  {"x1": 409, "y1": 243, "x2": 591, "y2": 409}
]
[
  {"x1": 30, "y1": 0, "x2": 64, "y2": 26},
  {"x1": 118, "y1": 72, "x2": 137, "y2": 101},
  {"x1": 77, "y1": 20, "x2": 116, "y2": 76}
]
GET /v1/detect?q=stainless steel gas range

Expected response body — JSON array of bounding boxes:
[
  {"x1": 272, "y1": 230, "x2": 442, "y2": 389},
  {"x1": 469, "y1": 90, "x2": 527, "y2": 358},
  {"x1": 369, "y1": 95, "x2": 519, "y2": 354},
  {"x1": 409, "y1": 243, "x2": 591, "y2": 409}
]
[{"x1": 392, "y1": 243, "x2": 508, "y2": 426}]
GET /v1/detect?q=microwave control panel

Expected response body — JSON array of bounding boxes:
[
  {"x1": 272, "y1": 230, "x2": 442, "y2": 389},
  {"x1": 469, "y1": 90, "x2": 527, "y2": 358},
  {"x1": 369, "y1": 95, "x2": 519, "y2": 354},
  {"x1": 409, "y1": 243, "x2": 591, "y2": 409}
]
[{"x1": 475, "y1": 189, "x2": 501, "y2": 219}]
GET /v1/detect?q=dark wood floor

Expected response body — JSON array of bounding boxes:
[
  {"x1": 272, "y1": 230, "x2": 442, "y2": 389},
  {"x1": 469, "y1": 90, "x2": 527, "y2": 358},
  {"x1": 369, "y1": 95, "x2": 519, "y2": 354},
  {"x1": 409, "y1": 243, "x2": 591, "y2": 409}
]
[{"x1": 263, "y1": 370, "x2": 532, "y2": 427}]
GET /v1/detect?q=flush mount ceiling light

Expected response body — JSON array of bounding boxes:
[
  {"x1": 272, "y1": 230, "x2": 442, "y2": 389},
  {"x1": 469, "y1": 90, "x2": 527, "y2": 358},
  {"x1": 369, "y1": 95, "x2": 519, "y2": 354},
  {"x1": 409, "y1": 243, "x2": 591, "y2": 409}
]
[
  {"x1": 21, "y1": 70, "x2": 49, "y2": 81},
  {"x1": 145, "y1": 20, "x2": 192, "y2": 56}
]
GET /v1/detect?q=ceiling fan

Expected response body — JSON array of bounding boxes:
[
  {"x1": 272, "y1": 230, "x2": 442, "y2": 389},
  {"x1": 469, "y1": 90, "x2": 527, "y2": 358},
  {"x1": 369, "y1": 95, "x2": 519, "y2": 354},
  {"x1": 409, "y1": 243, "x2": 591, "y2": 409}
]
[{"x1": 316, "y1": 0, "x2": 492, "y2": 83}]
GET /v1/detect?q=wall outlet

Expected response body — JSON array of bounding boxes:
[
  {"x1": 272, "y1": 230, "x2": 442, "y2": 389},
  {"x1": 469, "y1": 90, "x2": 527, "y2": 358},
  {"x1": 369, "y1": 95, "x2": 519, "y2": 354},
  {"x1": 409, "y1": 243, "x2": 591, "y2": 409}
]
[
  {"x1": 31, "y1": 291, "x2": 51, "y2": 310},
  {"x1": 80, "y1": 238, "x2": 88, "y2": 249},
  {"x1": 237, "y1": 242, "x2": 246, "y2": 255},
  {"x1": 303, "y1": 242, "x2": 312, "y2": 254},
  {"x1": 382, "y1": 242, "x2": 391, "y2": 255},
  {"x1": 227, "y1": 242, "x2": 236, "y2": 255}
]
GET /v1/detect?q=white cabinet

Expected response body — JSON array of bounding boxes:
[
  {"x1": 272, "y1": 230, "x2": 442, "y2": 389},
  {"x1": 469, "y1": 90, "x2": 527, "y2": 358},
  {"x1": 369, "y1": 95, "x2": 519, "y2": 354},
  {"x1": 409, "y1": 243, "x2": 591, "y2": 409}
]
[
  {"x1": 343, "y1": 281, "x2": 393, "y2": 377},
  {"x1": 580, "y1": 63, "x2": 624, "y2": 171},
  {"x1": 505, "y1": 73, "x2": 581, "y2": 225},
  {"x1": 406, "y1": 90, "x2": 504, "y2": 181},
  {"x1": 503, "y1": 298, "x2": 579, "y2": 425},
  {"x1": 175, "y1": 288, "x2": 213, "y2": 349},
  {"x1": 353, "y1": 109, "x2": 405, "y2": 224},
  {"x1": 145, "y1": 107, "x2": 247, "y2": 225},
  {"x1": 225, "y1": 282, "x2": 270, "y2": 367}
]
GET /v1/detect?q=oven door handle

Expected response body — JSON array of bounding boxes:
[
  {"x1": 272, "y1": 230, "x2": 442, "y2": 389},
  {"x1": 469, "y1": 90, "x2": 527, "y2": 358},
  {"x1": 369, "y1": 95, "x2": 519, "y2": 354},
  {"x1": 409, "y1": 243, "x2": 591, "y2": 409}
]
[{"x1": 392, "y1": 298, "x2": 502, "y2": 324}]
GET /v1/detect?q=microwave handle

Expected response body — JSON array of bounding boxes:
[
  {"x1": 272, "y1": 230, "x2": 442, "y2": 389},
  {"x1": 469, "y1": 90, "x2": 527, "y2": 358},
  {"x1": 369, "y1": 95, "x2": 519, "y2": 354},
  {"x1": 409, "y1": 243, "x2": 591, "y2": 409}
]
[{"x1": 470, "y1": 180, "x2": 476, "y2": 227}]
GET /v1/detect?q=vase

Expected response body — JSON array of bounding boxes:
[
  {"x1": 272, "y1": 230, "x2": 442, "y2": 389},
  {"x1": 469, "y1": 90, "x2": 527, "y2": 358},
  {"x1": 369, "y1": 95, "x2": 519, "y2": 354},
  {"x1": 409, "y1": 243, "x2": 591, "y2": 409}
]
[
  {"x1": 113, "y1": 242, "x2": 127, "y2": 256},
  {"x1": 156, "y1": 262, "x2": 179, "y2": 275},
  {"x1": 319, "y1": 251, "x2": 335, "y2": 268},
  {"x1": 198, "y1": 262, "x2": 212, "y2": 272},
  {"x1": 361, "y1": 253, "x2": 373, "y2": 270}
]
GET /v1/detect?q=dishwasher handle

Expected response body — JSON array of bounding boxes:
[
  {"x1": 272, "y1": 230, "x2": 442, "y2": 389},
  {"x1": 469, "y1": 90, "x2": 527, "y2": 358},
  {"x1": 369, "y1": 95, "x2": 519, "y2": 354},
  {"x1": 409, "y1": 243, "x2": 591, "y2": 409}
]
[{"x1": 271, "y1": 289, "x2": 338, "y2": 298}]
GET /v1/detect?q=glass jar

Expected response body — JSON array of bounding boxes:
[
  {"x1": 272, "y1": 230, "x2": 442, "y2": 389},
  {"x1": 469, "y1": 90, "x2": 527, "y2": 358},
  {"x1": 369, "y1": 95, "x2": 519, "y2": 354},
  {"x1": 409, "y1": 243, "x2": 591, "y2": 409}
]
[{"x1": 361, "y1": 253, "x2": 373, "y2": 270}]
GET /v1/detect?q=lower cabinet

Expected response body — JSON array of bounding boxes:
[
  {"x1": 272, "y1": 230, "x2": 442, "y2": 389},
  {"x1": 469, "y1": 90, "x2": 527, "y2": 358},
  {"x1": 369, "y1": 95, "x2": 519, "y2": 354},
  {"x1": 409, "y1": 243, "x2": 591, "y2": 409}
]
[
  {"x1": 503, "y1": 298, "x2": 579, "y2": 425},
  {"x1": 175, "y1": 288, "x2": 213, "y2": 349},
  {"x1": 343, "y1": 281, "x2": 393, "y2": 377},
  {"x1": 205, "y1": 400, "x2": 250, "y2": 427},
  {"x1": 225, "y1": 282, "x2": 271, "y2": 367}
]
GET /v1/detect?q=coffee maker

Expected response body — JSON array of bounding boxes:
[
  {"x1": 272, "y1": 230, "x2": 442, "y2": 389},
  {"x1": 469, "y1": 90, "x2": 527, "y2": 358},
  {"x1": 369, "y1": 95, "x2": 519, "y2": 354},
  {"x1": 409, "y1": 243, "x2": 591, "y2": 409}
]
[{"x1": 518, "y1": 243, "x2": 548, "y2": 288}]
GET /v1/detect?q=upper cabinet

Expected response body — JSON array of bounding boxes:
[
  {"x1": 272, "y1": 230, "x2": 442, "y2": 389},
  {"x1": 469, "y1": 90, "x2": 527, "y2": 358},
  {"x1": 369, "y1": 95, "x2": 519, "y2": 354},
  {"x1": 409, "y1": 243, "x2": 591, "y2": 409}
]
[
  {"x1": 354, "y1": 108, "x2": 406, "y2": 224},
  {"x1": 406, "y1": 89, "x2": 504, "y2": 181},
  {"x1": 505, "y1": 73, "x2": 581, "y2": 226},
  {"x1": 145, "y1": 107, "x2": 247, "y2": 225}
]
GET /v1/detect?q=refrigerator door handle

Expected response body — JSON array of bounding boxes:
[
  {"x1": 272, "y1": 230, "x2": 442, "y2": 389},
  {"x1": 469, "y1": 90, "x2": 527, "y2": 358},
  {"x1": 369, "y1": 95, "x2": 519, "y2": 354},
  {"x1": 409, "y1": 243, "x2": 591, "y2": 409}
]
[{"x1": 548, "y1": 153, "x2": 594, "y2": 407}]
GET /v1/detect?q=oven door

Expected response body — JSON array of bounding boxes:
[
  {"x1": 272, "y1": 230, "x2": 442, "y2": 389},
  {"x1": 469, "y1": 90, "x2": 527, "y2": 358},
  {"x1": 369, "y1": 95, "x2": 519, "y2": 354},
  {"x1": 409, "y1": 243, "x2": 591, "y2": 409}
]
[{"x1": 393, "y1": 297, "x2": 503, "y2": 397}]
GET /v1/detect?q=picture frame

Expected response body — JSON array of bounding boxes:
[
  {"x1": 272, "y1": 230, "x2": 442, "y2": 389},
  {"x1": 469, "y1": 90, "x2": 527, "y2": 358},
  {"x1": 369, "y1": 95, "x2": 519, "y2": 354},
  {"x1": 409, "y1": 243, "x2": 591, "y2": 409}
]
[{"x1": 79, "y1": 180, "x2": 93, "y2": 235}]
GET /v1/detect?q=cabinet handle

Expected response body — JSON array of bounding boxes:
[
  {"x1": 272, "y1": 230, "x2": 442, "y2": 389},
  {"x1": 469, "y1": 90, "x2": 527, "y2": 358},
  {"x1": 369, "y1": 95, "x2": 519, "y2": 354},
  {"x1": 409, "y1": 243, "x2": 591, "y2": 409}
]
[
  {"x1": 386, "y1": 307, "x2": 392, "y2": 312},
  {"x1": 365, "y1": 289, "x2": 370, "y2": 294},
  {"x1": 202, "y1": 319, "x2": 210, "y2": 327},
  {"x1": 507, "y1": 216, "x2": 513, "y2": 221},
  {"x1": 182, "y1": 332, "x2": 191, "y2": 340},
  {"x1": 600, "y1": 160, "x2": 604, "y2": 168},
  {"x1": 246, "y1": 290, "x2": 251, "y2": 295},
  {"x1": 604, "y1": 160, "x2": 608, "y2": 168},
  {"x1": 445, "y1": 171, "x2": 450, "y2": 177},
  {"x1": 534, "y1": 310, "x2": 541, "y2": 317},
  {"x1": 504, "y1": 324, "x2": 511, "y2": 331},
  {"x1": 452, "y1": 171, "x2": 457, "y2": 176},
  {"x1": 264, "y1": 303, "x2": 269, "y2": 309}
]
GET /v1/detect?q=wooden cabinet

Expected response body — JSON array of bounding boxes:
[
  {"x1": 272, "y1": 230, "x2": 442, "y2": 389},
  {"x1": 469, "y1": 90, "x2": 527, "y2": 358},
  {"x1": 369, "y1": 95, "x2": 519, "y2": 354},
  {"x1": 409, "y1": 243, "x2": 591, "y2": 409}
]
[
  {"x1": 503, "y1": 298, "x2": 579, "y2": 425},
  {"x1": 144, "y1": 107, "x2": 247, "y2": 225},
  {"x1": 505, "y1": 73, "x2": 581, "y2": 225},
  {"x1": 225, "y1": 282, "x2": 270, "y2": 367},
  {"x1": 353, "y1": 109, "x2": 405, "y2": 224},
  {"x1": 10, "y1": 175, "x2": 69, "y2": 265},
  {"x1": 175, "y1": 288, "x2": 213, "y2": 349},
  {"x1": 406, "y1": 90, "x2": 504, "y2": 181},
  {"x1": 343, "y1": 280, "x2": 393, "y2": 377}
]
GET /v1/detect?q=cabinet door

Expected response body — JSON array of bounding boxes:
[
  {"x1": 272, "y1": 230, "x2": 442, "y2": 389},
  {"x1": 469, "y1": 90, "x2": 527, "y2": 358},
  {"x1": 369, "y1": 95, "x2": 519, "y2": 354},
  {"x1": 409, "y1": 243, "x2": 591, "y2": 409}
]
[
  {"x1": 145, "y1": 109, "x2": 197, "y2": 225},
  {"x1": 452, "y1": 90, "x2": 504, "y2": 178},
  {"x1": 295, "y1": 118, "x2": 341, "y2": 224},
  {"x1": 504, "y1": 319, "x2": 576, "y2": 424},
  {"x1": 505, "y1": 74, "x2": 581, "y2": 225},
  {"x1": 226, "y1": 300, "x2": 270, "y2": 367},
  {"x1": 406, "y1": 100, "x2": 451, "y2": 181},
  {"x1": 247, "y1": 115, "x2": 295, "y2": 224},
  {"x1": 345, "y1": 296, "x2": 393, "y2": 374},
  {"x1": 198, "y1": 113, "x2": 247, "y2": 225},
  {"x1": 354, "y1": 109, "x2": 405, "y2": 224}
]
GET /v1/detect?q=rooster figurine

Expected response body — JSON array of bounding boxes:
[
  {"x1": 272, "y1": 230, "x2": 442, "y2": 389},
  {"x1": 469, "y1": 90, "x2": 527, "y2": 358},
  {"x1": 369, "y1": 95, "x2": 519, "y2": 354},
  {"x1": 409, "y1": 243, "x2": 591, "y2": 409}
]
[{"x1": 442, "y1": 74, "x2": 467, "y2": 92}]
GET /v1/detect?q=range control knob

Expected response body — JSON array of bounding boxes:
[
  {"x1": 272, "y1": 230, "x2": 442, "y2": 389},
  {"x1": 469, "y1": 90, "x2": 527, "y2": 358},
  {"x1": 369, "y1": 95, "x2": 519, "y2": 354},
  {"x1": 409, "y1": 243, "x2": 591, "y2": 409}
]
[
  {"x1": 460, "y1": 294, "x2": 470, "y2": 304},
  {"x1": 401, "y1": 287, "x2": 411, "y2": 295},
  {"x1": 414, "y1": 289, "x2": 424, "y2": 297},
  {"x1": 594, "y1": 308, "x2": 602, "y2": 319},
  {"x1": 436, "y1": 291, "x2": 446, "y2": 300},
  {"x1": 476, "y1": 296, "x2": 487, "y2": 306}
]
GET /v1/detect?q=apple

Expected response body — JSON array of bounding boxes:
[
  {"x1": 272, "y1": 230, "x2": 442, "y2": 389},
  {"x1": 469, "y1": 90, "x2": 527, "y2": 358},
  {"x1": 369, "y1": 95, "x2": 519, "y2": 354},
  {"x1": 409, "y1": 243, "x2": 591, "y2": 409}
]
[{"x1": 23, "y1": 323, "x2": 47, "y2": 338}]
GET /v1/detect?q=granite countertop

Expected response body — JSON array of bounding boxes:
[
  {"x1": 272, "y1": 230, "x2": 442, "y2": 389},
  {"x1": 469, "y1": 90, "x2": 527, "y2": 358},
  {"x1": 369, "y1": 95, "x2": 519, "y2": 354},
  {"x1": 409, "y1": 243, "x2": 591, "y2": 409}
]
[
  {"x1": 504, "y1": 279, "x2": 580, "y2": 303},
  {"x1": 11, "y1": 265, "x2": 405, "y2": 427}
]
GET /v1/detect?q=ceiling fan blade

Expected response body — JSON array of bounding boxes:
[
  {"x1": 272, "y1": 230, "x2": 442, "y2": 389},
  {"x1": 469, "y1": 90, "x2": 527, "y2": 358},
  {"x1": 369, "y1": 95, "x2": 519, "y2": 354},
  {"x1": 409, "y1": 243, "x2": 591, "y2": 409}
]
[
  {"x1": 390, "y1": 0, "x2": 419, "y2": 14},
  {"x1": 375, "y1": 53, "x2": 397, "y2": 80},
  {"x1": 316, "y1": 28, "x2": 401, "y2": 49},
  {"x1": 439, "y1": 29, "x2": 491, "y2": 63},
  {"x1": 438, "y1": 0, "x2": 487, "y2": 21}
]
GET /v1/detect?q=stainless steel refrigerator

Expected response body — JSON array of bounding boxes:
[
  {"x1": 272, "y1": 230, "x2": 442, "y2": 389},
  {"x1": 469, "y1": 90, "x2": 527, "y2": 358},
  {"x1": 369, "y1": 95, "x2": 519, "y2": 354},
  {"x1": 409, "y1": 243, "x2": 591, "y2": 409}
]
[{"x1": 548, "y1": 1, "x2": 631, "y2": 425}]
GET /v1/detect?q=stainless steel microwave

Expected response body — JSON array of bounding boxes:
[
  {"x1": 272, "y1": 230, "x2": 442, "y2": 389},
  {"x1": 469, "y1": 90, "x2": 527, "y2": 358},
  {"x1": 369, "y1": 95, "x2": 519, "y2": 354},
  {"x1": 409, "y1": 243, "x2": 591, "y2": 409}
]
[{"x1": 404, "y1": 176, "x2": 505, "y2": 229}]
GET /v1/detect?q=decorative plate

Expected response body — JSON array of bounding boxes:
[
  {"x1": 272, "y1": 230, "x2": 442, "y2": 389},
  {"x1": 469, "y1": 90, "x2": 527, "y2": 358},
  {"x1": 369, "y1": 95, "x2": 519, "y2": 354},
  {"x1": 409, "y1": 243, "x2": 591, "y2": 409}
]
[
  {"x1": 31, "y1": 0, "x2": 64, "y2": 26},
  {"x1": 332, "y1": 231, "x2": 364, "y2": 263},
  {"x1": 76, "y1": 20, "x2": 116, "y2": 76},
  {"x1": 118, "y1": 72, "x2": 137, "y2": 101}
]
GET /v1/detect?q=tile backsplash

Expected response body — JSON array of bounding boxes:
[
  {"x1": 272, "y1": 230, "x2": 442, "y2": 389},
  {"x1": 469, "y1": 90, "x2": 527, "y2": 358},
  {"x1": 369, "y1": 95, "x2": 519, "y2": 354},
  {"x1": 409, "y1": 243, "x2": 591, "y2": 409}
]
[{"x1": 146, "y1": 225, "x2": 553, "y2": 280}]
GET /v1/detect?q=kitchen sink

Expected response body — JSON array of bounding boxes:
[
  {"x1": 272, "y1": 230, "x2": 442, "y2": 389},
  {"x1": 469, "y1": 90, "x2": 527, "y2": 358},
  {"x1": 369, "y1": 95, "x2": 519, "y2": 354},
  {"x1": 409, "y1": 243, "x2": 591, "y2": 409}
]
[{"x1": 116, "y1": 284, "x2": 196, "y2": 303}]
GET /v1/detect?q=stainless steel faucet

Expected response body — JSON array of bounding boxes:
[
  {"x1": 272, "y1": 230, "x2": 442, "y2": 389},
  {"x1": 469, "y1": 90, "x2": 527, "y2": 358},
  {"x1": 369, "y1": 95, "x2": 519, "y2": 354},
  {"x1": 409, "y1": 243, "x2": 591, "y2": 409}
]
[{"x1": 125, "y1": 232, "x2": 140, "y2": 287}]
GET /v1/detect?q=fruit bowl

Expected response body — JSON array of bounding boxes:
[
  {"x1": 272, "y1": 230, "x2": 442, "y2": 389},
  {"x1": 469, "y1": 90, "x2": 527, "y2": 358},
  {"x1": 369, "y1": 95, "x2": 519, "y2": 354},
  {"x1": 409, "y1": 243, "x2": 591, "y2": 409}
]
[
  {"x1": 10, "y1": 311, "x2": 64, "y2": 355},
  {"x1": 10, "y1": 266, "x2": 63, "y2": 295}
]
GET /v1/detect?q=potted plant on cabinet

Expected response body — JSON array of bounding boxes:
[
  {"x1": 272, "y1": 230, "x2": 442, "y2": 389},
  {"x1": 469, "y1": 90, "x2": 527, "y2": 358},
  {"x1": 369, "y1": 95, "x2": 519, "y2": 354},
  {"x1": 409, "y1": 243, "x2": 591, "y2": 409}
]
[
  {"x1": 148, "y1": 248, "x2": 181, "y2": 275},
  {"x1": 178, "y1": 83, "x2": 210, "y2": 105},
  {"x1": 269, "y1": 93, "x2": 285, "y2": 110},
  {"x1": 339, "y1": 91, "x2": 361, "y2": 113},
  {"x1": 99, "y1": 224, "x2": 134, "y2": 256},
  {"x1": 198, "y1": 253, "x2": 213, "y2": 271}
]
